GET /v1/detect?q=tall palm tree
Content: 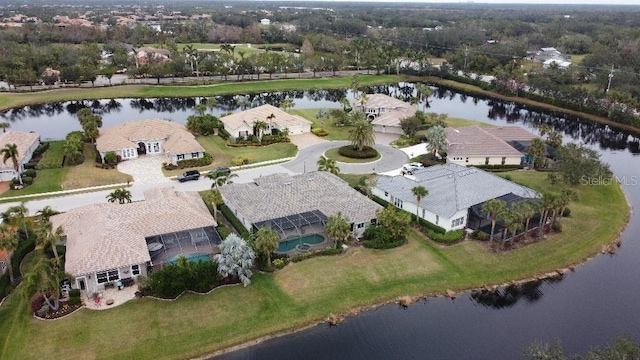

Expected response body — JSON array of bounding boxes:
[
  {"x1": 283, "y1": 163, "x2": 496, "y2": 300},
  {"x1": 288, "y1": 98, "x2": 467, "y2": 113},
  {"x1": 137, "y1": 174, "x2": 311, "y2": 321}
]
[
  {"x1": 106, "y1": 188, "x2": 132, "y2": 204},
  {"x1": 415, "y1": 83, "x2": 434, "y2": 111},
  {"x1": 2, "y1": 203, "x2": 30, "y2": 238},
  {"x1": 255, "y1": 227, "x2": 279, "y2": 267},
  {"x1": 538, "y1": 193, "x2": 558, "y2": 238},
  {"x1": 349, "y1": 118, "x2": 375, "y2": 152},
  {"x1": 558, "y1": 189, "x2": 578, "y2": 221},
  {"x1": 411, "y1": 186, "x2": 428, "y2": 222},
  {"x1": 316, "y1": 156, "x2": 340, "y2": 175},
  {"x1": 35, "y1": 220, "x2": 64, "y2": 264},
  {"x1": 518, "y1": 200, "x2": 540, "y2": 239},
  {"x1": 279, "y1": 99, "x2": 295, "y2": 113},
  {"x1": 208, "y1": 173, "x2": 238, "y2": 188},
  {"x1": 21, "y1": 257, "x2": 72, "y2": 312},
  {"x1": 0, "y1": 224, "x2": 19, "y2": 284},
  {"x1": 0, "y1": 122, "x2": 10, "y2": 133},
  {"x1": 481, "y1": 199, "x2": 507, "y2": 244},
  {"x1": 1, "y1": 143, "x2": 22, "y2": 185},
  {"x1": 36, "y1": 206, "x2": 60, "y2": 222},
  {"x1": 254, "y1": 120, "x2": 269, "y2": 141},
  {"x1": 326, "y1": 212, "x2": 350, "y2": 249}
]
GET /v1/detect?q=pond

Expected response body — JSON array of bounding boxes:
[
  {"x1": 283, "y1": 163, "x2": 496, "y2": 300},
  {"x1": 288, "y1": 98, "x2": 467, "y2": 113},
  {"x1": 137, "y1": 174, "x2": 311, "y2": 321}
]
[{"x1": 3, "y1": 85, "x2": 640, "y2": 359}]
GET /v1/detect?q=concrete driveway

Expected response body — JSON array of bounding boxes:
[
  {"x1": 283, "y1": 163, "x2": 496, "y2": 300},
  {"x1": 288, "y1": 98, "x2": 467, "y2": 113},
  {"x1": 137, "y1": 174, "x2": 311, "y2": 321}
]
[
  {"x1": 289, "y1": 133, "x2": 328, "y2": 149},
  {"x1": 117, "y1": 156, "x2": 171, "y2": 185}
]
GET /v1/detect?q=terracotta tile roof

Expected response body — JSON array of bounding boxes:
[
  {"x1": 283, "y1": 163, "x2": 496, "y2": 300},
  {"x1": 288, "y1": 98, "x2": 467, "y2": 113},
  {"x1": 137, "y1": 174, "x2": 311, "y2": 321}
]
[
  {"x1": 219, "y1": 171, "x2": 382, "y2": 226},
  {"x1": 0, "y1": 131, "x2": 40, "y2": 169},
  {"x1": 51, "y1": 189, "x2": 216, "y2": 276},
  {"x1": 220, "y1": 104, "x2": 311, "y2": 132},
  {"x1": 445, "y1": 125, "x2": 523, "y2": 157},
  {"x1": 96, "y1": 119, "x2": 204, "y2": 154}
]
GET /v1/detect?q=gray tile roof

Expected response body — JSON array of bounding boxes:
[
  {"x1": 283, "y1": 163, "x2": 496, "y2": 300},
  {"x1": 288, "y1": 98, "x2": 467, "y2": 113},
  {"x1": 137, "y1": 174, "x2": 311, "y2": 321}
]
[
  {"x1": 219, "y1": 171, "x2": 382, "y2": 226},
  {"x1": 51, "y1": 188, "x2": 216, "y2": 277},
  {"x1": 445, "y1": 125, "x2": 524, "y2": 157},
  {"x1": 374, "y1": 163, "x2": 539, "y2": 218}
]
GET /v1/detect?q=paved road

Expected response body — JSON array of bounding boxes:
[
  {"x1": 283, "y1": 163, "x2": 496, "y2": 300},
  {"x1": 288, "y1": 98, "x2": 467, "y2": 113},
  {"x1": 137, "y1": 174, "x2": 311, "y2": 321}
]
[{"x1": 0, "y1": 140, "x2": 407, "y2": 215}]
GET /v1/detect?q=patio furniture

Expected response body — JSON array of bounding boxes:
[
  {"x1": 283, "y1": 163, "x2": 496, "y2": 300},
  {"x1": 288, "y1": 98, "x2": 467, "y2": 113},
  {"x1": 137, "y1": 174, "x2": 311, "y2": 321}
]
[
  {"x1": 121, "y1": 278, "x2": 135, "y2": 287},
  {"x1": 94, "y1": 297, "x2": 101, "y2": 307},
  {"x1": 147, "y1": 242, "x2": 163, "y2": 252},
  {"x1": 105, "y1": 299, "x2": 114, "y2": 306}
]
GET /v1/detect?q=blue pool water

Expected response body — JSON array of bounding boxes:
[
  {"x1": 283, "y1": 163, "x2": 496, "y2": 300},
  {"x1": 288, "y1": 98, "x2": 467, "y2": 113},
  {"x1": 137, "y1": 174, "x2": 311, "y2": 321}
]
[
  {"x1": 277, "y1": 234, "x2": 325, "y2": 253},
  {"x1": 167, "y1": 253, "x2": 210, "y2": 265}
]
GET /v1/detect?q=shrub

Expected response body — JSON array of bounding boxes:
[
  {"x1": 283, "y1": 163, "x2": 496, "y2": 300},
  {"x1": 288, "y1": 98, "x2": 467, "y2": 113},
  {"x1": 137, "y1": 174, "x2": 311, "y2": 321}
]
[
  {"x1": 218, "y1": 127, "x2": 231, "y2": 140},
  {"x1": 562, "y1": 207, "x2": 571, "y2": 217},
  {"x1": 67, "y1": 296, "x2": 81, "y2": 306},
  {"x1": 23, "y1": 169, "x2": 36, "y2": 178},
  {"x1": 427, "y1": 229, "x2": 464, "y2": 244},
  {"x1": 163, "y1": 163, "x2": 178, "y2": 170},
  {"x1": 68, "y1": 289, "x2": 81, "y2": 298},
  {"x1": 149, "y1": 260, "x2": 219, "y2": 298},
  {"x1": 471, "y1": 230, "x2": 489, "y2": 241},
  {"x1": 412, "y1": 215, "x2": 447, "y2": 234},
  {"x1": 31, "y1": 293, "x2": 47, "y2": 314},
  {"x1": 176, "y1": 153, "x2": 213, "y2": 169},
  {"x1": 362, "y1": 238, "x2": 405, "y2": 249},
  {"x1": 0, "y1": 273, "x2": 10, "y2": 301},
  {"x1": 216, "y1": 225, "x2": 231, "y2": 240},
  {"x1": 273, "y1": 258, "x2": 288, "y2": 269},
  {"x1": 231, "y1": 156, "x2": 252, "y2": 166},
  {"x1": 37, "y1": 303, "x2": 50, "y2": 317},
  {"x1": 25, "y1": 161, "x2": 38, "y2": 170},
  {"x1": 363, "y1": 225, "x2": 391, "y2": 243},
  {"x1": 103, "y1": 151, "x2": 118, "y2": 165},
  {"x1": 220, "y1": 204, "x2": 250, "y2": 238},
  {"x1": 552, "y1": 221, "x2": 563, "y2": 233},
  {"x1": 33, "y1": 142, "x2": 50, "y2": 157},
  {"x1": 289, "y1": 247, "x2": 343, "y2": 262},
  {"x1": 312, "y1": 128, "x2": 329, "y2": 137},
  {"x1": 21, "y1": 176, "x2": 33, "y2": 185},
  {"x1": 338, "y1": 145, "x2": 378, "y2": 159}
]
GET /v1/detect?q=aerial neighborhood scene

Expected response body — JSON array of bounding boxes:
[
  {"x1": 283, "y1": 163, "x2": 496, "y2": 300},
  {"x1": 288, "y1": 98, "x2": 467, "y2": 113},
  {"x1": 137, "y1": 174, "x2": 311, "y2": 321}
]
[{"x1": 0, "y1": 1, "x2": 639, "y2": 359}]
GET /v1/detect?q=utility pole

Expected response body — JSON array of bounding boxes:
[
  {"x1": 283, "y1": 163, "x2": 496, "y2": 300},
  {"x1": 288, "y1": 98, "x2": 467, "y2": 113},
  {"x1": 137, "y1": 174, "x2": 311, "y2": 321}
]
[{"x1": 606, "y1": 64, "x2": 614, "y2": 94}]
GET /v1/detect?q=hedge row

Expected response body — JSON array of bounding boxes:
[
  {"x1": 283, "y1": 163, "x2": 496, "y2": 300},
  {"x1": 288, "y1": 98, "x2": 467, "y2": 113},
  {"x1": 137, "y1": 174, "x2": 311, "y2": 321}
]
[
  {"x1": 413, "y1": 215, "x2": 447, "y2": 235},
  {"x1": 289, "y1": 247, "x2": 343, "y2": 262},
  {"x1": 220, "y1": 204, "x2": 251, "y2": 239},
  {"x1": 311, "y1": 128, "x2": 329, "y2": 137},
  {"x1": 226, "y1": 136, "x2": 289, "y2": 147},
  {"x1": 176, "y1": 153, "x2": 213, "y2": 169},
  {"x1": 362, "y1": 238, "x2": 406, "y2": 249},
  {"x1": 218, "y1": 127, "x2": 231, "y2": 140},
  {"x1": 426, "y1": 229, "x2": 464, "y2": 244},
  {"x1": 338, "y1": 145, "x2": 378, "y2": 159}
]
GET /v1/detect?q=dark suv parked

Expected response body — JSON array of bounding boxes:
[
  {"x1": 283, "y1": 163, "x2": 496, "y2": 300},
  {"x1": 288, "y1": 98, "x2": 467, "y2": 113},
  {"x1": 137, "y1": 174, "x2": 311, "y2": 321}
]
[
  {"x1": 207, "y1": 166, "x2": 231, "y2": 178},
  {"x1": 177, "y1": 170, "x2": 201, "y2": 182}
]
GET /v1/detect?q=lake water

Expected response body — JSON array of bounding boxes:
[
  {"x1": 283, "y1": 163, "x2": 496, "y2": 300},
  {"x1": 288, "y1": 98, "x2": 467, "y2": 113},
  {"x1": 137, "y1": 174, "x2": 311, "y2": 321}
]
[{"x1": 3, "y1": 85, "x2": 640, "y2": 359}]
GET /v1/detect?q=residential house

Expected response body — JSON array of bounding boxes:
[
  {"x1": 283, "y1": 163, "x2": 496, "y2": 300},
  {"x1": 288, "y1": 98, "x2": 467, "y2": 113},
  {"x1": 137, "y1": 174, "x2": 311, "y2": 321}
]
[
  {"x1": 536, "y1": 47, "x2": 563, "y2": 61},
  {"x1": 354, "y1": 94, "x2": 417, "y2": 134},
  {"x1": 219, "y1": 104, "x2": 311, "y2": 139},
  {"x1": 260, "y1": 18, "x2": 271, "y2": 25},
  {"x1": 372, "y1": 163, "x2": 539, "y2": 232},
  {"x1": 444, "y1": 125, "x2": 537, "y2": 166},
  {"x1": 0, "y1": 131, "x2": 41, "y2": 182},
  {"x1": 219, "y1": 171, "x2": 382, "y2": 238},
  {"x1": 51, "y1": 188, "x2": 220, "y2": 292},
  {"x1": 543, "y1": 59, "x2": 572, "y2": 70},
  {"x1": 134, "y1": 47, "x2": 171, "y2": 66},
  {"x1": 96, "y1": 119, "x2": 205, "y2": 165}
]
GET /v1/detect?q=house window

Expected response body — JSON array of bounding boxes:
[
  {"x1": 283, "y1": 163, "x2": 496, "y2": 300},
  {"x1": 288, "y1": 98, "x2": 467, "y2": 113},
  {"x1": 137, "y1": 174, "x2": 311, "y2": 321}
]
[
  {"x1": 96, "y1": 272, "x2": 108, "y2": 284},
  {"x1": 357, "y1": 223, "x2": 365, "y2": 229},
  {"x1": 131, "y1": 264, "x2": 140, "y2": 276},
  {"x1": 465, "y1": 158, "x2": 469, "y2": 163},
  {"x1": 422, "y1": 209, "x2": 425, "y2": 218},
  {"x1": 191, "y1": 152, "x2": 199, "y2": 158},
  {"x1": 436, "y1": 215, "x2": 439, "y2": 225},
  {"x1": 393, "y1": 197, "x2": 403, "y2": 208},
  {"x1": 177, "y1": 154, "x2": 185, "y2": 161},
  {"x1": 154, "y1": 142, "x2": 160, "y2": 152},
  {"x1": 485, "y1": 157, "x2": 490, "y2": 165},
  {"x1": 501, "y1": 157, "x2": 506, "y2": 165},
  {"x1": 147, "y1": 143, "x2": 152, "y2": 153},
  {"x1": 384, "y1": 191, "x2": 388, "y2": 197},
  {"x1": 107, "y1": 270, "x2": 119, "y2": 281}
]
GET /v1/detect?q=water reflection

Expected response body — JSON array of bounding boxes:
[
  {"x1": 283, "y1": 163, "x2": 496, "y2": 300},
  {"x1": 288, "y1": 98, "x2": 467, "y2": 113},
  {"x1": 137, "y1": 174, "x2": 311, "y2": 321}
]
[{"x1": 470, "y1": 276, "x2": 564, "y2": 309}]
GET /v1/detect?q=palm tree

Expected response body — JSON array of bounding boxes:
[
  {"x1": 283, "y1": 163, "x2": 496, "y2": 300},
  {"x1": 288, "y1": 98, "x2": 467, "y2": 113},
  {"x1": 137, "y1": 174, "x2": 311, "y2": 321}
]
[
  {"x1": 517, "y1": 200, "x2": 539, "y2": 239},
  {"x1": 425, "y1": 126, "x2": 447, "y2": 158},
  {"x1": 1, "y1": 143, "x2": 22, "y2": 185},
  {"x1": 0, "y1": 224, "x2": 19, "y2": 284},
  {"x1": 326, "y1": 212, "x2": 350, "y2": 249},
  {"x1": 481, "y1": 199, "x2": 507, "y2": 244},
  {"x1": 349, "y1": 118, "x2": 375, "y2": 152},
  {"x1": 255, "y1": 227, "x2": 280, "y2": 267},
  {"x1": 316, "y1": 156, "x2": 340, "y2": 175},
  {"x1": 208, "y1": 173, "x2": 238, "y2": 188},
  {"x1": 316, "y1": 108, "x2": 329, "y2": 131},
  {"x1": 415, "y1": 83, "x2": 434, "y2": 111},
  {"x1": 35, "y1": 220, "x2": 64, "y2": 264},
  {"x1": 36, "y1": 206, "x2": 60, "y2": 222},
  {"x1": 21, "y1": 257, "x2": 72, "y2": 312},
  {"x1": 279, "y1": 99, "x2": 295, "y2": 113},
  {"x1": 411, "y1": 186, "x2": 428, "y2": 222},
  {"x1": 0, "y1": 122, "x2": 10, "y2": 133},
  {"x1": 106, "y1": 188, "x2": 132, "y2": 204},
  {"x1": 206, "y1": 189, "x2": 224, "y2": 221},
  {"x1": 2, "y1": 203, "x2": 30, "y2": 238},
  {"x1": 254, "y1": 120, "x2": 269, "y2": 141},
  {"x1": 538, "y1": 193, "x2": 558, "y2": 238},
  {"x1": 558, "y1": 189, "x2": 578, "y2": 221}
]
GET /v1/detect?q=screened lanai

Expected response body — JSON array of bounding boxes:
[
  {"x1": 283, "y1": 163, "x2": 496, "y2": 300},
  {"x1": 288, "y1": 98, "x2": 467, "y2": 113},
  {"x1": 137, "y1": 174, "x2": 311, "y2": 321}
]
[
  {"x1": 146, "y1": 226, "x2": 222, "y2": 265},
  {"x1": 252, "y1": 210, "x2": 328, "y2": 238}
]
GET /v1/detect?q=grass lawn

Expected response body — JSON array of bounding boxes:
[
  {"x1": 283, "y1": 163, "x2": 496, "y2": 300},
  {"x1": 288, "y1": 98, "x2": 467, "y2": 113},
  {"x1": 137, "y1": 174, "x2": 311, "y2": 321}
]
[
  {"x1": 0, "y1": 170, "x2": 628, "y2": 360},
  {"x1": 37, "y1": 141, "x2": 65, "y2": 169},
  {"x1": 163, "y1": 135, "x2": 298, "y2": 176},
  {"x1": 62, "y1": 144, "x2": 132, "y2": 190},
  {"x1": 290, "y1": 109, "x2": 353, "y2": 141},
  {"x1": 0, "y1": 168, "x2": 68, "y2": 198},
  {"x1": 0, "y1": 75, "x2": 410, "y2": 111},
  {"x1": 324, "y1": 147, "x2": 381, "y2": 163}
]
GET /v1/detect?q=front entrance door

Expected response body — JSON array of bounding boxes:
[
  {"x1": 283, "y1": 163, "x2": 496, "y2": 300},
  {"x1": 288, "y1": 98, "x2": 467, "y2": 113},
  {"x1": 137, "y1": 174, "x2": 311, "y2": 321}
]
[
  {"x1": 77, "y1": 277, "x2": 86, "y2": 291},
  {"x1": 137, "y1": 142, "x2": 147, "y2": 155}
]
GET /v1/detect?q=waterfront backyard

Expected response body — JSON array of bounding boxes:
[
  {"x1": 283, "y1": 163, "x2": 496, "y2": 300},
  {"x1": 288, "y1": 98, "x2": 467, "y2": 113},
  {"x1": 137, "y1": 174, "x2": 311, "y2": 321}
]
[{"x1": 0, "y1": 171, "x2": 628, "y2": 359}]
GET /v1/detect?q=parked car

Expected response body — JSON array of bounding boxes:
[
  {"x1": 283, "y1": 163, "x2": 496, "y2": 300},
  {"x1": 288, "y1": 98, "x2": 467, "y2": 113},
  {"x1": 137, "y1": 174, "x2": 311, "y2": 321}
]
[
  {"x1": 177, "y1": 170, "x2": 201, "y2": 182},
  {"x1": 207, "y1": 166, "x2": 231, "y2": 179}
]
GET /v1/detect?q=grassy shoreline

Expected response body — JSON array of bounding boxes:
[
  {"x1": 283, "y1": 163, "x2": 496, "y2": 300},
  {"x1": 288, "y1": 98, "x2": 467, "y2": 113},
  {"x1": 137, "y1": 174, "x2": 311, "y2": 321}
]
[{"x1": 0, "y1": 171, "x2": 629, "y2": 360}]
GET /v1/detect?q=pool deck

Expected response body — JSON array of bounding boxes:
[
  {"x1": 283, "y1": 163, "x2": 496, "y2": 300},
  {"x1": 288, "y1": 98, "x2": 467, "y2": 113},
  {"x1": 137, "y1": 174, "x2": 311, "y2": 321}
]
[{"x1": 277, "y1": 224, "x2": 333, "y2": 256}]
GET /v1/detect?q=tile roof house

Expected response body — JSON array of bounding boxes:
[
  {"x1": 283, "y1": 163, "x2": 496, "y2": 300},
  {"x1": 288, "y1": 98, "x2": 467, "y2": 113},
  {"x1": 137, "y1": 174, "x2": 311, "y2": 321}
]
[
  {"x1": 219, "y1": 171, "x2": 382, "y2": 237},
  {"x1": 372, "y1": 163, "x2": 539, "y2": 231},
  {"x1": 355, "y1": 94, "x2": 417, "y2": 134},
  {"x1": 445, "y1": 125, "x2": 536, "y2": 167},
  {"x1": 51, "y1": 188, "x2": 218, "y2": 292},
  {"x1": 220, "y1": 104, "x2": 312, "y2": 139},
  {"x1": 96, "y1": 119, "x2": 205, "y2": 165},
  {"x1": 0, "y1": 131, "x2": 40, "y2": 182}
]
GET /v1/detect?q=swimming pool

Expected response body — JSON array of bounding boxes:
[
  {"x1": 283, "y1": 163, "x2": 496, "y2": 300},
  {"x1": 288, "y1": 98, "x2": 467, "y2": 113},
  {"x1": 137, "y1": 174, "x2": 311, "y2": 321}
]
[
  {"x1": 277, "y1": 234, "x2": 325, "y2": 253},
  {"x1": 167, "y1": 253, "x2": 211, "y2": 265}
]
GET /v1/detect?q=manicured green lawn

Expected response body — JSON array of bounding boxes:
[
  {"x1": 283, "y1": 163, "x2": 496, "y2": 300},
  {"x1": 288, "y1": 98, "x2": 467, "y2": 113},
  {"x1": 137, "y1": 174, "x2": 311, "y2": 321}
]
[
  {"x1": 37, "y1": 141, "x2": 65, "y2": 169},
  {"x1": 62, "y1": 144, "x2": 132, "y2": 189},
  {"x1": 0, "y1": 168, "x2": 68, "y2": 198},
  {"x1": 0, "y1": 170, "x2": 628, "y2": 360},
  {"x1": 324, "y1": 147, "x2": 381, "y2": 163},
  {"x1": 290, "y1": 109, "x2": 354, "y2": 141}
]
